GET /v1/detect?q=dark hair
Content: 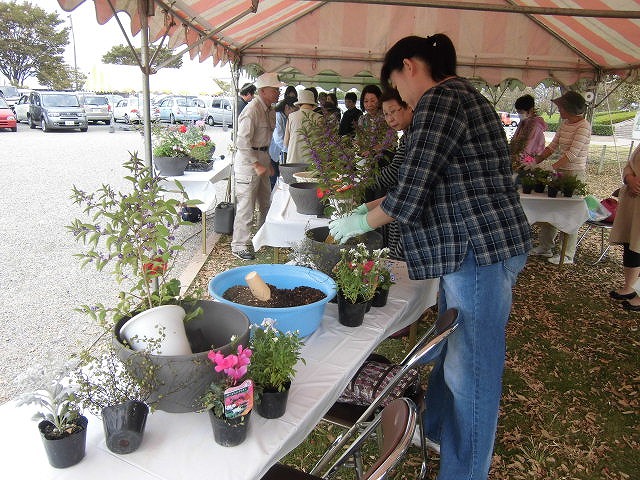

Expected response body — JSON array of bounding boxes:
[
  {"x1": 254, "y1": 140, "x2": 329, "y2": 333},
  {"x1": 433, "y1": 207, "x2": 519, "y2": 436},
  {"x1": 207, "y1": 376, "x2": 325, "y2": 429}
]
[
  {"x1": 380, "y1": 88, "x2": 407, "y2": 109},
  {"x1": 381, "y1": 34, "x2": 457, "y2": 88},
  {"x1": 360, "y1": 84, "x2": 382, "y2": 111},
  {"x1": 240, "y1": 83, "x2": 256, "y2": 96},
  {"x1": 514, "y1": 94, "x2": 535, "y2": 111},
  {"x1": 326, "y1": 92, "x2": 338, "y2": 106},
  {"x1": 284, "y1": 85, "x2": 297, "y2": 99},
  {"x1": 274, "y1": 97, "x2": 296, "y2": 113},
  {"x1": 344, "y1": 92, "x2": 357, "y2": 103},
  {"x1": 305, "y1": 87, "x2": 318, "y2": 103}
]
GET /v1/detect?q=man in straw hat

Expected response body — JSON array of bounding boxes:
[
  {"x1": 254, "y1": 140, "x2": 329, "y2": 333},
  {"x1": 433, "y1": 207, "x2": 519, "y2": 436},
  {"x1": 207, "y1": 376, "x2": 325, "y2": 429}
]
[
  {"x1": 531, "y1": 90, "x2": 591, "y2": 265},
  {"x1": 231, "y1": 72, "x2": 282, "y2": 261}
]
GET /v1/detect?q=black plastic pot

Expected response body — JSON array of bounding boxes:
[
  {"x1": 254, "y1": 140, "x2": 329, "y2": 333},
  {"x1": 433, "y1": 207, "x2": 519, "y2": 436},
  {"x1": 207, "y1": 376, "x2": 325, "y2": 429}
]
[
  {"x1": 547, "y1": 186, "x2": 559, "y2": 198},
  {"x1": 214, "y1": 202, "x2": 235, "y2": 234},
  {"x1": 38, "y1": 415, "x2": 88, "y2": 468},
  {"x1": 102, "y1": 400, "x2": 149, "y2": 454},
  {"x1": 371, "y1": 287, "x2": 390, "y2": 307},
  {"x1": 533, "y1": 182, "x2": 545, "y2": 193},
  {"x1": 209, "y1": 411, "x2": 251, "y2": 447},
  {"x1": 521, "y1": 184, "x2": 533, "y2": 194},
  {"x1": 256, "y1": 383, "x2": 291, "y2": 419},
  {"x1": 337, "y1": 291, "x2": 367, "y2": 327}
]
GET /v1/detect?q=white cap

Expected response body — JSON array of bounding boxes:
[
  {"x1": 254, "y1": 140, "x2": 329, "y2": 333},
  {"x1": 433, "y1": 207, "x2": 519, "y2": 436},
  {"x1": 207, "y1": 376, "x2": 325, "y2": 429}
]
[
  {"x1": 294, "y1": 89, "x2": 316, "y2": 107},
  {"x1": 254, "y1": 72, "x2": 284, "y2": 89}
]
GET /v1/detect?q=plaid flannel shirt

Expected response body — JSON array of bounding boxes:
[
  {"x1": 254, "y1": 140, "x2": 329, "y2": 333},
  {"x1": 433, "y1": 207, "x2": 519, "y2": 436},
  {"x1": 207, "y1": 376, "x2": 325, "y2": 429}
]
[{"x1": 381, "y1": 78, "x2": 531, "y2": 279}]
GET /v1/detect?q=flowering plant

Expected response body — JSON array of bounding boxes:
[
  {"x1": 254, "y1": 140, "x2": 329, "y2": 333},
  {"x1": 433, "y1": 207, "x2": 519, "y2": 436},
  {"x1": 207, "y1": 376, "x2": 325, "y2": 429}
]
[
  {"x1": 248, "y1": 319, "x2": 305, "y2": 394},
  {"x1": 152, "y1": 121, "x2": 214, "y2": 162},
  {"x1": 299, "y1": 114, "x2": 396, "y2": 217},
  {"x1": 67, "y1": 153, "x2": 203, "y2": 326},
  {"x1": 547, "y1": 172, "x2": 587, "y2": 195},
  {"x1": 376, "y1": 257, "x2": 396, "y2": 291},
  {"x1": 199, "y1": 345, "x2": 253, "y2": 419},
  {"x1": 332, "y1": 244, "x2": 390, "y2": 303}
]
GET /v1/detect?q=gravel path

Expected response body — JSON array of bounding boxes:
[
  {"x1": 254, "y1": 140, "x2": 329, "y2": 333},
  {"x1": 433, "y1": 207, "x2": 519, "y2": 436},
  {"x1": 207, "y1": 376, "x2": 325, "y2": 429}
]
[{"x1": 0, "y1": 122, "x2": 232, "y2": 404}]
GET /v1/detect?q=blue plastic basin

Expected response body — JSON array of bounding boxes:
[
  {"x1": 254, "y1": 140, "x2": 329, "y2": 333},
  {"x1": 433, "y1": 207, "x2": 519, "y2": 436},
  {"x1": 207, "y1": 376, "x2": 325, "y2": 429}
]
[{"x1": 208, "y1": 264, "x2": 336, "y2": 337}]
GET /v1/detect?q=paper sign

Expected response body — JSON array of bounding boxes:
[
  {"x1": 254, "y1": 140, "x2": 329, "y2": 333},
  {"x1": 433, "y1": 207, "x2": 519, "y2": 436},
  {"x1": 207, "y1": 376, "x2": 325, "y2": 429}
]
[{"x1": 223, "y1": 379, "x2": 253, "y2": 419}]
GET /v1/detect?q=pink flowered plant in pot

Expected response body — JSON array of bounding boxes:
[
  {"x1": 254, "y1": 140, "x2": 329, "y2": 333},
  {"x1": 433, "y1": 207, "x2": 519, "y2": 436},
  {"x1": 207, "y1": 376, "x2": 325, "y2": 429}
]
[{"x1": 198, "y1": 345, "x2": 254, "y2": 447}]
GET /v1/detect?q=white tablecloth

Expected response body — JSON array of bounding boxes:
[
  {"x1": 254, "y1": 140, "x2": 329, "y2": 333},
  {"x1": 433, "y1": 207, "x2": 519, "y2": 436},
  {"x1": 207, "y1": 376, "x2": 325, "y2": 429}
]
[
  {"x1": 519, "y1": 193, "x2": 589, "y2": 234},
  {"x1": 162, "y1": 157, "x2": 231, "y2": 212},
  {"x1": 253, "y1": 182, "x2": 329, "y2": 251},
  {"x1": 0, "y1": 260, "x2": 438, "y2": 480}
]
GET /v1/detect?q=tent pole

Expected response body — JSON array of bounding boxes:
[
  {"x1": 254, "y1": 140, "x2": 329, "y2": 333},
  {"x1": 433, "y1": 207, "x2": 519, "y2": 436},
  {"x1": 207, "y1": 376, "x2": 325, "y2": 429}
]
[{"x1": 139, "y1": 0, "x2": 153, "y2": 169}]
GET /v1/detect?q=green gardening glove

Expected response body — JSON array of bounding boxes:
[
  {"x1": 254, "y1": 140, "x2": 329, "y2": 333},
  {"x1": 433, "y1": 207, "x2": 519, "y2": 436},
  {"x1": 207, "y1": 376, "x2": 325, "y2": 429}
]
[
  {"x1": 353, "y1": 203, "x2": 369, "y2": 215},
  {"x1": 328, "y1": 212, "x2": 373, "y2": 244}
]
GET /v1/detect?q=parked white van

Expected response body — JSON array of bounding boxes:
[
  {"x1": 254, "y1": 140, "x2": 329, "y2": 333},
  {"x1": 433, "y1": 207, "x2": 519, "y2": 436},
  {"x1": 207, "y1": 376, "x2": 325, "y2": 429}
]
[{"x1": 202, "y1": 97, "x2": 233, "y2": 126}]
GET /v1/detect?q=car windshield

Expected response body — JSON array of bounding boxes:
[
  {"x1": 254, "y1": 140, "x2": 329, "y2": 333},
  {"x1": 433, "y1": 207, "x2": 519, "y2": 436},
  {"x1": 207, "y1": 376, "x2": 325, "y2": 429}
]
[
  {"x1": 0, "y1": 98, "x2": 9, "y2": 108},
  {"x1": 0, "y1": 86, "x2": 19, "y2": 97},
  {"x1": 42, "y1": 94, "x2": 80, "y2": 107},
  {"x1": 85, "y1": 96, "x2": 108, "y2": 105}
]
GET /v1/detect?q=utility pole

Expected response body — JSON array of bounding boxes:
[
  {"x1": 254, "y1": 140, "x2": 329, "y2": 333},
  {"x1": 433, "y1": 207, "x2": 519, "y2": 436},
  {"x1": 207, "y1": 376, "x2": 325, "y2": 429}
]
[{"x1": 68, "y1": 14, "x2": 78, "y2": 91}]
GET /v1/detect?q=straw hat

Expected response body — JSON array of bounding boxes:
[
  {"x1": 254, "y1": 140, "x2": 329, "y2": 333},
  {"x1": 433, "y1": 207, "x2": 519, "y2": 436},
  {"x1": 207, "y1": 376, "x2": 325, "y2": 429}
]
[
  {"x1": 552, "y1": 91, "x2": 586, "y2": 116},
  {"x1": 295, "y1": 90, "x2": 316, "y2": 107}
]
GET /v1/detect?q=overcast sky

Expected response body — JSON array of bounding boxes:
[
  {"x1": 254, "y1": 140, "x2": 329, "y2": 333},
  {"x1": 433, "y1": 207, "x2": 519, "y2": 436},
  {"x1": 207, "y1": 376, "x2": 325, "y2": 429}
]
[{"x1": 17, "y1": 0, "x2": 234, "y2": 92}]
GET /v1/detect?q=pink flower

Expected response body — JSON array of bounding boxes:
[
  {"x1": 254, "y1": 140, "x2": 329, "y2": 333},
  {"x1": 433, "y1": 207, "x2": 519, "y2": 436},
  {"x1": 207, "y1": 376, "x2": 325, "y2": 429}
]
[
  {"x1": 362, "y1": 260, "x2": 374, "y2": 274},
  {"x1": 178, "y1": 125, "x2": 187, "y2": 133}
]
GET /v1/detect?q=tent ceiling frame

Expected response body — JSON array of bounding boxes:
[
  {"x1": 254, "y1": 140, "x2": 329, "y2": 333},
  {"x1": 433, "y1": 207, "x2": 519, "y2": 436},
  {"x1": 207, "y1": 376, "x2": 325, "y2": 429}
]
[{"x1": 308, "y1": 0, "x2": 640, "y2": 19}]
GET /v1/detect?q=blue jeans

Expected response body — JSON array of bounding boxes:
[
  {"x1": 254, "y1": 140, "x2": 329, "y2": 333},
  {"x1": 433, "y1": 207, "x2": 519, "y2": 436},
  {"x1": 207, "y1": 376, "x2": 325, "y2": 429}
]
[{"x1": 423, "y1": 248, "x2": 527, "y2": 480}]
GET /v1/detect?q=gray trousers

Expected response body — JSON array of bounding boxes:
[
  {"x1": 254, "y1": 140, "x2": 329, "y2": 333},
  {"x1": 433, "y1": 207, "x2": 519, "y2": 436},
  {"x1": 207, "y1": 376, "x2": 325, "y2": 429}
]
[{"x1": 231, "y1": 164, "x2": 271, "y2": 252}]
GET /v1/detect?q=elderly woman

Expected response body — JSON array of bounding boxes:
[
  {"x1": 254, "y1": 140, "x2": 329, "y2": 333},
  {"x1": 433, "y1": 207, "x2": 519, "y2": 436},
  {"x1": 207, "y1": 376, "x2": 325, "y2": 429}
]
[
  {"x1": 363, "y1": 88, "x2": 413, "y2": 259},
  {"x1": 609, "y1": 144, "x2": 640, "y2": 311},
  {"x1": 531, "y1": 91, "x2": 591, "y2": 264},
  {"x1": 329, "y1": 34, "x2": 531, "y2": 480}
]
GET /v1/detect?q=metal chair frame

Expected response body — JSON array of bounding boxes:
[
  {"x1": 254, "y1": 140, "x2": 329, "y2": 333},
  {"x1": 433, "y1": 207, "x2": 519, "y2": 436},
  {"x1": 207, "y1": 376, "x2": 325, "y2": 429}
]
[
  {"x1": 310, "y1": 308, "x2": 460, "y2": 480},
  {"x1": 576, "y1": 220, "x2": 613, "y2": 264}
]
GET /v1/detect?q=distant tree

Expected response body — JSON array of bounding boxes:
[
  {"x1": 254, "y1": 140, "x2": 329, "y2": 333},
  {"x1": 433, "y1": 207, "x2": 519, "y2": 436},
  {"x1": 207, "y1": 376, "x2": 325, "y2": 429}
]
[
  {"x1": 213, "y1": 79, "x2": 233, "y2": 96},
  {"x1": 102, "y1": 44, "x2": 183, "y2": 69},
  {"x1": 37, "y1": 63, "x2": 86, "y2": 91},
  {"x1": 0, "y1": 1, "x2": 70, "y2": 86}
]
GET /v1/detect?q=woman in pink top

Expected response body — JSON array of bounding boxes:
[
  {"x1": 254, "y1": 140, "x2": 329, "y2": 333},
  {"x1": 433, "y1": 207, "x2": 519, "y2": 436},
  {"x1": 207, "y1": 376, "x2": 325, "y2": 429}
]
[{"x1": 509, "y1": 94, "x2": 546, "y2": 167}]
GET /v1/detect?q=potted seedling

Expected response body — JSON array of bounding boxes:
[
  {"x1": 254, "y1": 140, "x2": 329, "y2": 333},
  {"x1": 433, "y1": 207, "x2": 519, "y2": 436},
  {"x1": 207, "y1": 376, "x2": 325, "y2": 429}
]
[
  {"x1": 17, "y1": 375, "x2": 88, "y2": 469},
  {"x1": 248, "y1": 319, "x2": 305, "y2": 418}
]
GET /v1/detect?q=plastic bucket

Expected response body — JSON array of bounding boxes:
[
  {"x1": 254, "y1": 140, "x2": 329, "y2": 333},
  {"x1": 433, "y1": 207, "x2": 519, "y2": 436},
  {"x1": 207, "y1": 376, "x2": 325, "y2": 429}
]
[{"x1": 208, "y1": 264, "x2": 336, "y2": 337}]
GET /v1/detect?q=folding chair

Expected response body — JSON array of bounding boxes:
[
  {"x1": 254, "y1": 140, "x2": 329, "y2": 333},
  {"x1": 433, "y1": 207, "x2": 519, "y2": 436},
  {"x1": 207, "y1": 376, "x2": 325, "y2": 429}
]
[
  {"x1": 261, "y1": 397, "x2": 417, "y2": 480},
  {"x1": 576, "y1": 220, "x2": 613, "y2": 264},
  {"x1": 311, "y1": 308, "x2": 460, "y2": 480}
]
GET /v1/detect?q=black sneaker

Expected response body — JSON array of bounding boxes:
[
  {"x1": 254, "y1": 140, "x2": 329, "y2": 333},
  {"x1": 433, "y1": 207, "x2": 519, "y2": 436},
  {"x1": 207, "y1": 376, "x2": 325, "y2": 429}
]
[{"x1": 232, "y1": 249, "x2": 255, "y2": 261}]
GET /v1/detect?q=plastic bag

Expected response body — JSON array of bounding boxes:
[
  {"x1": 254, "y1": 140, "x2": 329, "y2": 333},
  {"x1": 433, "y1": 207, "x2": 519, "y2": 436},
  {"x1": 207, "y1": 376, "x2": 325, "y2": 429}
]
[{"x1": 585, "y1": 195, "x2": 613, "y2": 222}]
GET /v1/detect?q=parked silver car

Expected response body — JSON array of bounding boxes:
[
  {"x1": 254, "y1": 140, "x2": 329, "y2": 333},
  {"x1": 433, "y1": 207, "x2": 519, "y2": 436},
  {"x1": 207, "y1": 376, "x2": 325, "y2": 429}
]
[
  {"x1": 28, "y1": 91, "x2": 88, "y2": 132},
  {"x1": 78, "y1": 93, "x2": 111, "y2": 124},
  {"x1": 157, "y1": 95, "x2": 203, "y2": 123},
  {"x1": 203, "y1": 97, "x2": 233, "y2": 126}
]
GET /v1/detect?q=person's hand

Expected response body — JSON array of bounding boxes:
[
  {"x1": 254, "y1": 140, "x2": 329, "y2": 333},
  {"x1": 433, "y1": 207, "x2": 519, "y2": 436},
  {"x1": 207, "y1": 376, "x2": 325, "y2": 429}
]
[
  {"x1": 354, "y1": 203, "x2": 368, "y2": 215},
  {"x1": 253, "y1": 162, "x2": 267, "y2": 176},
  {"x1": 329, "y1": 212, "x2": 373, "y2": 244}
]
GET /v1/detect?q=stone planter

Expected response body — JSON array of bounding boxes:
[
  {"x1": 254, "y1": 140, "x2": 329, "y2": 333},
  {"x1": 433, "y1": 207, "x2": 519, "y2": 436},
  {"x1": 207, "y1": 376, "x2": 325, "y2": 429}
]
[
  {"x1": 153, "y1": 156, "x2": 189, "y2": 176},
  {"x1": 279, "y1": 163, "x2": 310, "y2": 184},
  {"x1": 113, "y1": 300, "x2": 250, "y2": 413},
  {"x1": 289, "y1": 182, "x2": 324, "y2": 215}
]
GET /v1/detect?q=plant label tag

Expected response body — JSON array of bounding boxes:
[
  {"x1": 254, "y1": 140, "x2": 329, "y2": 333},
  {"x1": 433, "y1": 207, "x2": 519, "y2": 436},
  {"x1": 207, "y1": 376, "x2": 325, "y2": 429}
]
[{"x1": 223, "y1": 379, "x2": 253, "y2": 419}]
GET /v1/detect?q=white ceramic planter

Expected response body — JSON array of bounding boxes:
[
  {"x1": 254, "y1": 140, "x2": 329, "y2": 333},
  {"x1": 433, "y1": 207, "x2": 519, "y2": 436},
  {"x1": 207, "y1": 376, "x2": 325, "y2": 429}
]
[{"x1": 120, "y1": 305, "x2": 191, "y2": 355}]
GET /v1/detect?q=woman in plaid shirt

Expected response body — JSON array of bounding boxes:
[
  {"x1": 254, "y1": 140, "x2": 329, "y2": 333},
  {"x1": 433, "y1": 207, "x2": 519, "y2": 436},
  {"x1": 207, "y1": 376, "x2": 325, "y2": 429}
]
[{"x1": 330, "y1": 34, "x2": 531, "y2": 480}]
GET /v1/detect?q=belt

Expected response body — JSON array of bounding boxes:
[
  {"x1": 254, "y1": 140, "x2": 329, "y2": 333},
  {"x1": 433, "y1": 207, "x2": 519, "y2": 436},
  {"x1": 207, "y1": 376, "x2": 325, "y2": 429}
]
[{"x1": 252, "y1": 146, "x2": 269, "y2": 152}]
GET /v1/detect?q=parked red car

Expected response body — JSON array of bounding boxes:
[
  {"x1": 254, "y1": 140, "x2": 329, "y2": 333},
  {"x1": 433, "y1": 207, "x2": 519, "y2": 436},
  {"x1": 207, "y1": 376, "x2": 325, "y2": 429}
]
[{"x1": 0, "y1": 97, "x2": 17, "y2": 132}]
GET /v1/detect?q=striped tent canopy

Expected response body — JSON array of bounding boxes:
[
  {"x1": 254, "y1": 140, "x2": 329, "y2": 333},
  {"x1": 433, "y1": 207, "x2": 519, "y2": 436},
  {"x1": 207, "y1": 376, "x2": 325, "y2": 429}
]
[{"x1": 57, "y1": 0, "x2": 640, "y2": 88}]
